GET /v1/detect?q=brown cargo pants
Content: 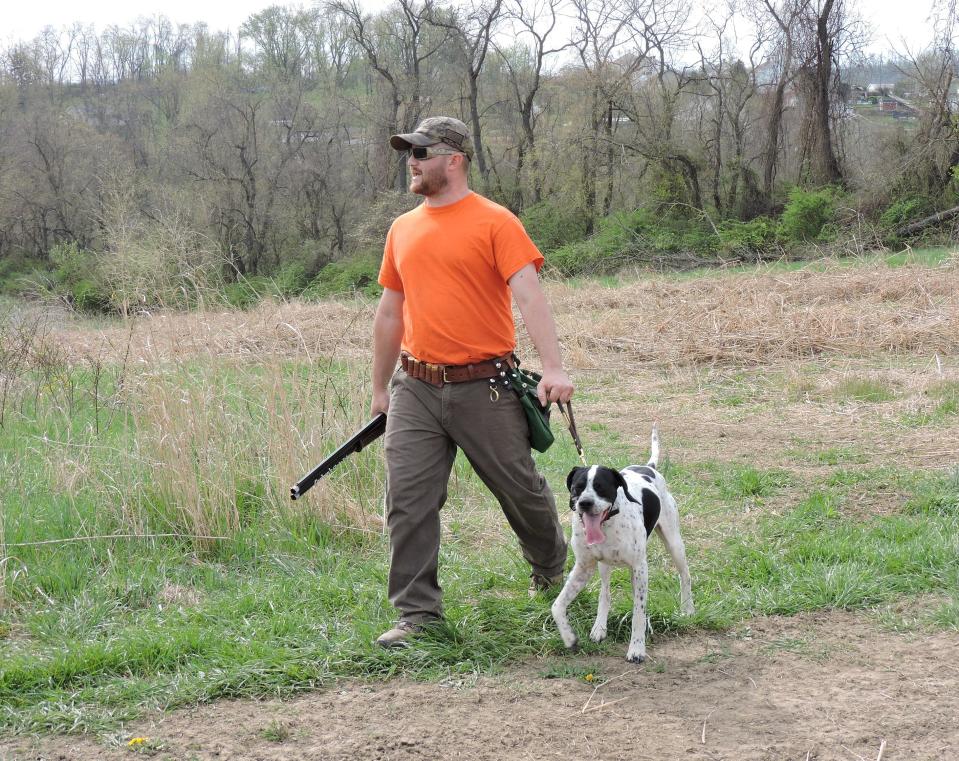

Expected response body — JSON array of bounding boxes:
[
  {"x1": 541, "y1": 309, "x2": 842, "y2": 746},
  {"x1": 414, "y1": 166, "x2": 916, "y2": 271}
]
[{"x1": 384, "y1": 369, "x2": 568, "y2": 624}]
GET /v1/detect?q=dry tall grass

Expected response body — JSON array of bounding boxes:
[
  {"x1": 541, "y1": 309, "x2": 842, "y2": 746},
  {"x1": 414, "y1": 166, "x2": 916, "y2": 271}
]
[
  {"x1": 50, "y1": 259, "x2": 959, "y2": 370},
  {"x1": 4, "y1": 302, "x2": 385, "y2": 548},
  {"x1": 20, "y1": 256, "x2": 957, "y2": 543},
  {"x1": 121, "y1": 352, "x2": 384, "y2": 544},
  {"x1": 549, "y1": 261, "x2": 959, "y2": 367}
]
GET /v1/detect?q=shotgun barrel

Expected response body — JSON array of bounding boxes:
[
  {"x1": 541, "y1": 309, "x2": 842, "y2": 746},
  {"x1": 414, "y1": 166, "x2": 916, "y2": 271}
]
[{"x1": 290, "y1": 413, "x2": 387, "y2": 500}]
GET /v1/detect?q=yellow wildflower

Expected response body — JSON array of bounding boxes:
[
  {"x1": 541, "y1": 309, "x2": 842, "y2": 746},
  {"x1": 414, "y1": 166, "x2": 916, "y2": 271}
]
[{"x1": 127, "y1": 737, "x2": 148, "y2": 748}]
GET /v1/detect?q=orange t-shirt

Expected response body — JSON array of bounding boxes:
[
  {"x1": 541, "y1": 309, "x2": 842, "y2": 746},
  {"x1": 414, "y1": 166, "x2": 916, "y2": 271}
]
[{"x1": 378, "y1": 192, "x2": 544, "y2": 365}]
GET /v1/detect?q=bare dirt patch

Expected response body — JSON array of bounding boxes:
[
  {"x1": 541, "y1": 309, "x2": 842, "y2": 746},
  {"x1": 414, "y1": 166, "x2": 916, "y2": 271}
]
[{"x1": 3, "y1": 610, "x2": 956, "y2": 761}]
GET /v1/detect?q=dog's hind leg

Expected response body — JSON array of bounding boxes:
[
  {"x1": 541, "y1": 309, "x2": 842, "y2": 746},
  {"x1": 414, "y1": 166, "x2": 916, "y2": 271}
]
[
  {"x1": 655, "y1": 496, "x2": 694, "y2": 616},
  {"x1": 551, "y1": 560, "x2": 595, "y2": 651},
  {"x1": 626, "y1": 557, "x2": 649, "y2": 663},
  {"x1": 589, "y1": 562, "x2": 612, "y2": 642}
]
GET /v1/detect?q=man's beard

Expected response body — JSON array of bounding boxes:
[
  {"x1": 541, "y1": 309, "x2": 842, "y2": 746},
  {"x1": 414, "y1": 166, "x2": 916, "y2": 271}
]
[{"x1": 410, "y1": 168, "x2": 448, "y2": 196}]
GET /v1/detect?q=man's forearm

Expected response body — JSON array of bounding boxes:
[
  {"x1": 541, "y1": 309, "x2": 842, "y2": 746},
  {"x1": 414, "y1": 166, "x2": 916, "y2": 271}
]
[
  {"x1": 508, "y1": 263, "x2": 573, "y2": 404},
  {"x1": 517, "y1": 289, "x2": 565, "y2": 371},
  {"x1": 372, "y1": 314, "x2": 403, "y2": 390},
  {"x1": 371, "y1": 289, "x2": 405, "y2": 399}
]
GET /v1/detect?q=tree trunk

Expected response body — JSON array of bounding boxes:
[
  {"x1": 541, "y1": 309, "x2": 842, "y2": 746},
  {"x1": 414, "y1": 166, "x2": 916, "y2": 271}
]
[
  {"x1": 468, "y1": 74, "x2": 488, "y2": 188},
  {"x1": 895, "y1": 205, "x2": 959, "y2": 237}
]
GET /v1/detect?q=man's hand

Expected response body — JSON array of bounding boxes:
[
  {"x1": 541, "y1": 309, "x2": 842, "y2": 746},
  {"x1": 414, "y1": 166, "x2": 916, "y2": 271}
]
[
  {"x1": 537, "y1": 367, "x2": 574, "y2": 406},
  {"x1": 371, "y1": 388, "x2": 391, "y2": 416}
]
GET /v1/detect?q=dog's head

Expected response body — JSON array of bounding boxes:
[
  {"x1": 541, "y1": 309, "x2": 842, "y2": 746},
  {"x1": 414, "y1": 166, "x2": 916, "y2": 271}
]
[{"x1": 566, "y1": 465, "x2": 641, "y2": 546}]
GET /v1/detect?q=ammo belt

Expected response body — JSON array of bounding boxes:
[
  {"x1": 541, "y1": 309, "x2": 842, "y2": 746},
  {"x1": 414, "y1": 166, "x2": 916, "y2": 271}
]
[{"x1": 400, "y1": 352, "x2": 515, "y2": 387}]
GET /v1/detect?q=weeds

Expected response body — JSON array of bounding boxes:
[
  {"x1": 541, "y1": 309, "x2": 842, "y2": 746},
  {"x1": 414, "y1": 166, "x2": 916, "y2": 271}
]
[{"x1": 2, "y1": 256, "x2": 958, "y2": 734}]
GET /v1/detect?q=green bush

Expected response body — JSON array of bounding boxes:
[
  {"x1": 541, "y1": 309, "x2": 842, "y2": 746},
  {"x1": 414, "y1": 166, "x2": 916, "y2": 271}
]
[
  {"x1": 879, "y1": 197, "x2": 930, "y2": 230},
  {"x1": 777, "y1": 187, "x2": 840, "y2": 242},
  {"x1": 520, "y1": 201, "x2": 590, "y2": 253},
  {"x1": 546, "y1": 209, "x2": 651, "y2": 275},
  {"x1": 0, "y1": 254, "x2": 37, "y2": 297},
  {"x1": 222, "y1": 276, "x2": 279, "y2": 309},
  {"x1": 71, "y1": 279, "x2": 112, "y2": 313},
  {"x1": 49, "y1": 242, "x2": 112, "y2": 313},
  {"x1": 304, "y1": 254, "x2": 382, "y2": 299},
  {"x1": 545, "y1": 208, "x2": 718, "y2": 276},
  {"x1": 718, "y1": 217, "x2": 778, "y2": 258},
  {"x1": 274, "y1": 262, "x2": 311, "y2": 297}
]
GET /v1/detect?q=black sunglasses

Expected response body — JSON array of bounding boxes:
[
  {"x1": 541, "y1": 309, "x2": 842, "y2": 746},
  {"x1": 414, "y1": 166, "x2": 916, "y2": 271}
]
[{"x1": 408, "y1": 145, "x2": 460, "y2": 160}]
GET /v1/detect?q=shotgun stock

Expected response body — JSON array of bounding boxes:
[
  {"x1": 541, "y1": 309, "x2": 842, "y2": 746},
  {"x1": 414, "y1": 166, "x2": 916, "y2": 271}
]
[{"x1": 290, "y1": 413, "x2": 387, "y2": 500}]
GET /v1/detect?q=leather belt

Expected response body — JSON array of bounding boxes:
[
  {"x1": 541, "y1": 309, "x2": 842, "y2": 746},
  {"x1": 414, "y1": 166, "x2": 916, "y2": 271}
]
[{"x1": 400, "y1": 352, "x2": 515, "y2": 387}]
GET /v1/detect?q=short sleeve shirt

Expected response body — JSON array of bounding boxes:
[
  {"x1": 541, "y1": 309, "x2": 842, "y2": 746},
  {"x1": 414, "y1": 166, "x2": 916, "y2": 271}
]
[{"x1": 378, "y1": 191, "x2": 544, "y2": 365}]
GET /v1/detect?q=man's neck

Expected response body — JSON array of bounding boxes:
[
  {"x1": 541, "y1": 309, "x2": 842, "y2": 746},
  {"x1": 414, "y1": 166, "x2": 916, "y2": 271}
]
[{"x1": 423, "y1": 183, "x2": 472, "y2": 208}]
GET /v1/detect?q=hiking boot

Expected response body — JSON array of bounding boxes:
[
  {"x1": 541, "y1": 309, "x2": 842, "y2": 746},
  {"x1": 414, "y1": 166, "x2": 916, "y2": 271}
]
[
  {"x1": 375, "y1": 620, "x2": 422, "y2": 649},
  {"x1": 528, "y1": 573, "x2": 564, "y2": 598}
]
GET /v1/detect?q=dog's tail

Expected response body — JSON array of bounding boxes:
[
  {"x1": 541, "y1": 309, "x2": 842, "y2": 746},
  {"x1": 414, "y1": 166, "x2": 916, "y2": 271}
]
[{"x1": 647, "y1": 422, "x2": 660, "y2": 468}]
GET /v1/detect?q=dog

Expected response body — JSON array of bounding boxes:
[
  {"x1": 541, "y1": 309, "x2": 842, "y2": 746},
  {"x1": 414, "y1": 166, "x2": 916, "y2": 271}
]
[{"x1": 551, "y1": 425, "x2": 694, "y2": 663}]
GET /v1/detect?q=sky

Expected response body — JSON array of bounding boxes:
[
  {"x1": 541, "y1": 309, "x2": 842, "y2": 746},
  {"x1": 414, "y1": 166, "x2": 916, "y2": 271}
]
[{"x1": 0, "y1": 0, "x2": 940, "y2": 55}]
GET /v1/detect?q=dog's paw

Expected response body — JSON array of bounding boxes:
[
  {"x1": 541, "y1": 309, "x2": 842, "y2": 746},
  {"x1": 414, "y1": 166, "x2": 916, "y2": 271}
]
[
  {"x1": 626, "y1": 652, "x2": 646, "y2": 664},
  {"x1": 681, "y1": 601, "x2": 695, "y2": 616},
  {"x1": 589, "y1": 623, "x2": 607, "y2": 643},
  {"x1": 567, "y1": 637, "x2": 579, "y2": 653}
]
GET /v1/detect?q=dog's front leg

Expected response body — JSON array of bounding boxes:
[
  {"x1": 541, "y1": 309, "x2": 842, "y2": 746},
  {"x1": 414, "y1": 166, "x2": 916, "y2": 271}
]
[
  {"x1": 551, "y1": 560, "x2": 595, "y2": 651},
  {"x1": 589, "y1": 562, "x2": 612, "y2": 642},
  {"x1": 626, "y1": 556, "x2": 649, "y2": 664}
]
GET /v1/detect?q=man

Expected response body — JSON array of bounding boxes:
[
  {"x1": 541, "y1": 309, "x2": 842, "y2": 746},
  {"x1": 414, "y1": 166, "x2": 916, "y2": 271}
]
[{"x1": 371, "y1": 116, "x2": 574, "y2": 648}]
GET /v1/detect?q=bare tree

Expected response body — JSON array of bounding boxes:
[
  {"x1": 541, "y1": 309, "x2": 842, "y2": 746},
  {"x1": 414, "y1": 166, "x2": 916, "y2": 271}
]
[
  {"x1": 792, "y1": 0, "x2": 864, "y2": 186},
  {"x1": 895, "y1": 1, "x2": 959, "y2": 195},
  {"x1": 329, "y1": 0, "x2": 448, "y2": 192},
  {"x1": 575, "y1": 0, "x2": 696, "y2": 217},
  {"x1": 495, "y1": 0, "x2": 570, "y2": 206},
  {"x1": 427, "y1": 0, "x2": 504, "y2": 187},
  {"x1": 750, "y1": 0, "x2": 808, "y2": 203},
  {"x1": 242, "y1": 7, "x2": 317, "y2": 81},
  {"x1": 694, "y1": 11, "x2": 763, "y2": 216},
  {"x1": 180, "y1": 73, "x2": 313, "y2": 275}
]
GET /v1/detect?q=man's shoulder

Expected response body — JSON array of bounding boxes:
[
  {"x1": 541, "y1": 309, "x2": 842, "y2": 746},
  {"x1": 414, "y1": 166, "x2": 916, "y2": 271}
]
[
  {"x1": 390, "y1": 203, "x2": 427, "y2": 227},
  {"x1": 469, "y1": 192, "x2": 520, "y2": 222}
]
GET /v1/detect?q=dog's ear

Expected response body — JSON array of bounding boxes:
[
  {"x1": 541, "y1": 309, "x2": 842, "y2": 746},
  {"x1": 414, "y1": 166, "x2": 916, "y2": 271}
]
[
  {"x1": 640, "y1": 487, "x2": 661, "y2": 537},
  {"x1": 613, "y1": 470, "x2": 642, "y2": 505},
  {"x1": 566, "y1": 466, "x2": 587, "y2": 492}
]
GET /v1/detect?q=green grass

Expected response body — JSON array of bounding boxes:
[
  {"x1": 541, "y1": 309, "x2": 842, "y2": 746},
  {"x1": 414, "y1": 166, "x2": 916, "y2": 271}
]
[
  {"x1": 901, "y1": 381, "x2": 959, "y2": 427},
  {"x1": 713, "y1": 464, "x2": 792, "y2": 500},
  {"x1": 3, "y1": 294, "x2": 959, "y2": 735},
  {"x1": 833, "y1": 376, "x2": 898, "y2": 403},
  {"x1": 4, "y1": 460, "x2": 956, "y2": 734},
  {"x1": 815, "y1": 446, "x2": 869, "y2": 466}
]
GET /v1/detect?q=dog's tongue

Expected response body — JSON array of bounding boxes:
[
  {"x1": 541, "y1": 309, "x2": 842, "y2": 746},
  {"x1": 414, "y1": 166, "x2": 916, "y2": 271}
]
[{"x1": 582, "y1": 512, "x2": 606, "y2": 545}]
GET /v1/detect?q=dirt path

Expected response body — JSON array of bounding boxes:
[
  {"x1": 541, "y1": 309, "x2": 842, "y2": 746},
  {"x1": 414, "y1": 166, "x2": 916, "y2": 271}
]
[{"x1": 4, "y1": 610, "x2": 956, "y2": 761}]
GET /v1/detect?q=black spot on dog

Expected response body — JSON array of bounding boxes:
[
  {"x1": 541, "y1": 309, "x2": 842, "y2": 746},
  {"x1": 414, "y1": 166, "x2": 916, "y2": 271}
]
[
  {"x1": 626, "y1": 465, "x2": 657, "y2": 479},
  {"x1": 566, "y1": 466, "x2": 589, "y2": 510},
  {"x1": 640, "y1": 488, "x2": 661, "y2": 536},
  {"x1": 590, "y1": 467, "x2": 626, "y2": 505}
]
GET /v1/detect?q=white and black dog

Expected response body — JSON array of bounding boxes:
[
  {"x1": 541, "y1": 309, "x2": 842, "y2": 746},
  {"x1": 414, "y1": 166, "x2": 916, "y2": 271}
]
[{"x1": 551, "y1": 425, "x2": 694, "y2": 663}]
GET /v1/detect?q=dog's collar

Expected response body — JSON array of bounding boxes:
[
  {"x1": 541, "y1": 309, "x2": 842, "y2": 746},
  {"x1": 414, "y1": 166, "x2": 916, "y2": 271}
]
[{"x1": 606, "y1": 488, "x2": 642, "y2": 522}]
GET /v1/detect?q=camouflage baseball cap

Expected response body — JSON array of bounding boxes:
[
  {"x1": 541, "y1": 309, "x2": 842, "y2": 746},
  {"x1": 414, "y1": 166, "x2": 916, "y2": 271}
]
[{"x1": 390, "y1": 116, "x2": 474, "y2": 160}]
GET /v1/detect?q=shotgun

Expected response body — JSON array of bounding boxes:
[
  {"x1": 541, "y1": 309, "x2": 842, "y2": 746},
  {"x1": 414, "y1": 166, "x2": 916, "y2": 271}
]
[{"x1": 290, "y1": 413, "x2": 387, "y2": 500}]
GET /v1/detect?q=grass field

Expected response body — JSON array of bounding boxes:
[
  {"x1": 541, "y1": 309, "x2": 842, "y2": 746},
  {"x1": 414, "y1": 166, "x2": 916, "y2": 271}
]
[{"x1": 1, "y1": 249, "x2": 958, "y2": 737}]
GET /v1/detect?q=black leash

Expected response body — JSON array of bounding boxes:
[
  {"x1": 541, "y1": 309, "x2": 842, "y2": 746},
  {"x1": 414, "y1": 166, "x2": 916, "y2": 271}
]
[{"x1": 557, "y1": 400, "x2": 587, "y2": 465}]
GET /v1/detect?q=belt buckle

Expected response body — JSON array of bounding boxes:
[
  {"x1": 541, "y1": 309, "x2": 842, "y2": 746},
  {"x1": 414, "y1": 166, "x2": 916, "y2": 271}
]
[{"x1": 442, "y1": 365, "x2": 450, "y2": 383}]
